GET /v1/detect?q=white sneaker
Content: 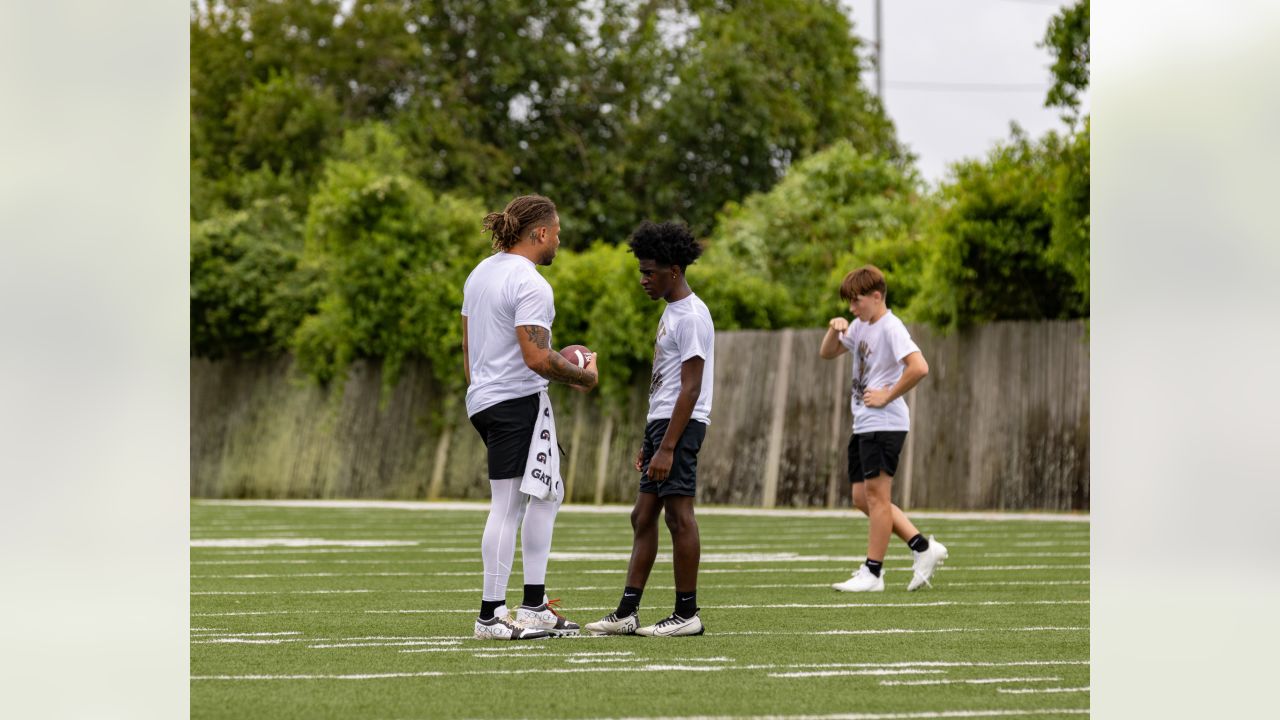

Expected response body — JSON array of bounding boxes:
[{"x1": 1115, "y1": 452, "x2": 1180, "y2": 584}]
[
  {"x1": 908, "y1": 536, "x2": 948, "y2": 591},
  {"x1": 514, "y1": 599, "x2": 581, "y2": 637},
  {"x1": 635, "y1": 611, "x2": 704, "y2": 637},
  {"x1": 832, "y1": 564, "x2": 885, "y2": 592},
  {"x1": 584, "y1": 612, "x2": 640, "y2": 636},
  {"x1": 474, "y1": 607, "x2": 550, "y2": 641}
]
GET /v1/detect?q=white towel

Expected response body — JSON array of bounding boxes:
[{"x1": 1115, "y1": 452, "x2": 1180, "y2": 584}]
[{"x1": 519, "y1": 391, "x2": 563, "y2": 503}]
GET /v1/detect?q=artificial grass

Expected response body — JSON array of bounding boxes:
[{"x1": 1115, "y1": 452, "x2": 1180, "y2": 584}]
[{"x1": 191, "y1": 501, "x2": 1089, "y2": 719}]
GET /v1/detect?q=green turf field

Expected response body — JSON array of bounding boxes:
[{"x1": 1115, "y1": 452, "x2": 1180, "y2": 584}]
[{"x1": 191, "y1": 500, "x2": 1089, "y2": 719}]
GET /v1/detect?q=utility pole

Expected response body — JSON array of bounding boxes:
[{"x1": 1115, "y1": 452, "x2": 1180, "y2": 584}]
[{"x1": 874, "y1": 0, "x2": 883, "y2": 98}]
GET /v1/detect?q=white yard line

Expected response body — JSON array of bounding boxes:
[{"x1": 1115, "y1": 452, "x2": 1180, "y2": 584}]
[
  {"x1": 469, "y1": 651, "x2": 637, "y2": 660},
  {"x1": 191, "y1": 637, "x2": 309, "y2": 644},
  {"x1": 193, "y1": 589, "x2": 375, "y2": 595},
  {"x1": 880, "y1": 677, "x2": 1060, "y2": 686},
  {"x1": 768, "y1": 669, "x2": 945, "y2": 678},
  {"x1": 996, "y1": 687, "x2": 1089, "y2": 695},
  {"x1": 191, "y1": 580, "x2": 1086, "y2": 589},
  {"x1": 192, "y1": 572, "x2": 420, "y2": 578},
  {"x1": 191, "y1": 538, "x2": 420, "y2": 548},
  {"x1": 189, "y1": 631, "x2": 300, "y2": 637},
  {"x1": 352, "y1": 600, "x2": 1086, "y2": 615},
  {"x1": 189, "y1": 560, "x2": 1088, "y2": 570},
  {"x1": 705, "y1": 628, "x2": 1087, "y2": 637},
  {"x1": 196, "y1": 499, "x2": 1089, "y2": 523},
  {"x1": 584, "y1": 565, "x2": 1090, "y2": 573},
  {"x1": 192, "y1": 586, "x2": 1082, "y2": 596},
  {"x1": 784, "y1": 661, "x2": 1088, "y2": 669},
  {"x1": 977, "y1": 553, "x2": 1089, "y2": 558},
  {"x1": 945, "y1": 581, "x2": 1088, "y2": 587},
  {"x1": 194, "y1": 596, "x2": 1090, "y2": 615},
  {"x1": 591, "y1": 710, "x2": 1088, "y2": 720},
  {"x1": 192, "y1": 665, "x2": 733, "y2": 680},
  {"x1": 308, "y1": 640, "x2": 462, "y2": 648}
]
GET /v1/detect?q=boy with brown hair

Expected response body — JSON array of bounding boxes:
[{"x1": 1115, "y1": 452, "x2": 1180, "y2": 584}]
[{"x1": 819, "y1": 265, "x2": 948, "y2": 592}]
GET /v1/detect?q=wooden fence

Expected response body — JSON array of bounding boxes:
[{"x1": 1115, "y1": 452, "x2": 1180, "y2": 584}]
[{"x1": 191, "y1": 321, "x2": 1089, "y2": 510}]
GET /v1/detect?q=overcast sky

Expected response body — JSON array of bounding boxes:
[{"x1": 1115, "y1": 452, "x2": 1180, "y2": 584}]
[{"x1": 841, "y1": 0, "x2": 1089, "y2": 185}]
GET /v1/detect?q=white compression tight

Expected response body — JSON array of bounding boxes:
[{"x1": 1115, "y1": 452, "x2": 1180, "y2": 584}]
[{"x1": 481, "y1": 478, "x2": 561, "y2": 602}]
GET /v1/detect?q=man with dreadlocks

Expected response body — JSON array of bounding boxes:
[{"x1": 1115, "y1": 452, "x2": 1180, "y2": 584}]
[
  {"x1": 462, "y1": 194, "x2": 598, "y2": 640},
  {"x1": 585, "y1": 221, "x2": 714, "y2": 638}
]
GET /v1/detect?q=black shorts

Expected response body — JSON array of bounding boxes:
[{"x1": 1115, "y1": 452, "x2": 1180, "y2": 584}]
[
  {"x1": 847, "y1": 431, "x2": 908, "y2": 483},
  {"x1": 469, "y1": 394, "x2": 540, "y2": 479},
  {"x1": 638, "y1": 419, "x2": 707, "y2": 498}
]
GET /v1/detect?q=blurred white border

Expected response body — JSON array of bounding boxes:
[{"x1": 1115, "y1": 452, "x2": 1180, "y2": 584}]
[
  {"x1": 1093, "y1": 1, "x2": 1280, "y2": 717},
  {"x1": 0, "y1": 1, "x2": 189, "y2": 718}
]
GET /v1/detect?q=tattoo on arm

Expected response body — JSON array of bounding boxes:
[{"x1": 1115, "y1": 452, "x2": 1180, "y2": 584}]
[
  {"x1": 518, "y1": 325, "x2": 587, "y2": 385},
  {"x1": 544, "y1": 351, "x2": 589, "y2": 385},
  {"x1": 523, "y1": 325, "x2": 550, "y2": 349}
]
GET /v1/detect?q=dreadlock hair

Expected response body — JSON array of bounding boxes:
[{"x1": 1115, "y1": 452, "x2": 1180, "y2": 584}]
[
  {"x1": 627, "y1": 220, "x2": 703, "y2": 272},
  {"x1": 482, "y1": 194, "x2": 557, "y2": 252}
]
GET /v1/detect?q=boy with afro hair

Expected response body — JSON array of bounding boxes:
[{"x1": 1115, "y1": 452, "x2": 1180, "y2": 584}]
[{"x1": 585, "y1": 221, "x2": 715, "y2": 637}]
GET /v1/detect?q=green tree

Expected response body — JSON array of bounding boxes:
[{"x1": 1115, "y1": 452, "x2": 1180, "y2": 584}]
[
  {"x1": 293, "y1": 125, "x2": 490, "y2": 391},
  {"x1": 1042, "y1": 0, "x2": 1089, "y2": 118},
  {"x1": 1047, "y1": 117, "x2": 1090, "y2": 307},
  {"x1": 228, "y1": 69, "x2": 340, "y2": 180},
  {"x1": 702, "y1": 140, "x2": 925, "y2": 326},
  {"x1": 911, "y1": 128, "x2": 1084, "y2": 330},
  {"x1": 627, "y1": 0, "x2": 901, "y2": 238}
]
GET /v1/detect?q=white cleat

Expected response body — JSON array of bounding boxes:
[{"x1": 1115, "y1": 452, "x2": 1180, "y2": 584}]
[
  {"x1": 635, "y1": 611, "x2": 704, "y2": 637},
  {"x1": 474, "y1": 607, "x2": 550, "y2": 641},
  {"x1": 584, "y1": 612, "x2": 640, "y2": 636},
  {"x1": 515, "y1": 599, "x2": 581, "y2": 637},
  {"x1": 908, "y1": 536, "x2": 948, "y2": 591},
  {"x1": 832, "y1": 564, "x2": 885, "y2": 592}
]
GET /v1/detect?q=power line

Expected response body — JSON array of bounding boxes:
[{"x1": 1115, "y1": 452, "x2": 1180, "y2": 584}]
[{"x1": 886, "y1": 81, "x2": 1048, "y2": 93}]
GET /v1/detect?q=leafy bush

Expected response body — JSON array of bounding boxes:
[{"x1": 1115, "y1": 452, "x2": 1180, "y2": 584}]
[
  {"x1": 911, "y1": 128, "x2": 1085, "y2": 329},
  {"x1": 703, "y1": 140, "x2": 926, "y2": 326},
  {"x1": 292, "y1": 125, "x2": 489, "y2": 391},
  {"x1": 1047, "y1": 118, "x2": 1090, "y2": 308},
  {"x1": 191, "y1": 198, "x2": 321, "y2": 358}
]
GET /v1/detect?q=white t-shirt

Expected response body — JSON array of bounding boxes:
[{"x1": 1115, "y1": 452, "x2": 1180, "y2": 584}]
[
  {"x1": 461, "y1": 253, "x2": 554, "y2": 417},
  {"x1": 839, "y1": 309, "x2": 920, "y2": 433},
  {"x1": 647, "y1": 293, "x2": 715, "y2": 424}
]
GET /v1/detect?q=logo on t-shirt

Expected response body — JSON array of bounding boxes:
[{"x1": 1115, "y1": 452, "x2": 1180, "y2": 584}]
[
  {"x1": 650, "y1": 322, "x2": 669, "y2": 396},
  {"x1": 853, "y1": 340, "x2": 871, "y2": 406}
]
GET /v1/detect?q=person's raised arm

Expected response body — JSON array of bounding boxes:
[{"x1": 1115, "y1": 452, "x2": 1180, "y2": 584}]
[{"x1": 820, "y1": 317, "x2": 850, "y2": 359}]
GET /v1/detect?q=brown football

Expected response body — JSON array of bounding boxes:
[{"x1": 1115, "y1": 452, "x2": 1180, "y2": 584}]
[{"x1": 559, "y1": 344, "x2": 594, "y2": 368}]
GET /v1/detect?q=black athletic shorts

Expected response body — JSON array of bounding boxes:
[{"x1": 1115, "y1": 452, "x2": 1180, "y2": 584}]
[
  {"x1": 847, "y1": 431, "x2": 908, "y2": 483},
  {"x1": 469, "y1": 393, "x2": 540, "y2": 479},
  {"x1": 638, "y1": 419, "x2": 707, "y2": 498}
]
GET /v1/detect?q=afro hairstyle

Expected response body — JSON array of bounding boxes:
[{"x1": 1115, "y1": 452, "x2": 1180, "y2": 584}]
[{"x1": 627, "y1": 220, "x2": 703, "y2": 271}]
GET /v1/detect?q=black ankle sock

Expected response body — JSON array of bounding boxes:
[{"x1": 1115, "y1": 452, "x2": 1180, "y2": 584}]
[
  {"x1": 479, "y1": 599, "x2": 504, "y2": 620},
  {"x1": 675, "y1": 589, "x2": 697, "y2": 618},
  {"x1": 907, "y1": 534, "x2": 930, "y2": 552},
  {"x1": 616, "y1": 586, "x2": 643, "y2": 617},
  {"x1": 865, "y1": 559, "x2": 883, "y2": 577},
  {"x1": 522, "y1": 584, "x2": 545, "y2": 608}
]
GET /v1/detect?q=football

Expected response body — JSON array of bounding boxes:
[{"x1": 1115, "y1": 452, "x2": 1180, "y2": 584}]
[{"x1": 559, "y1": 344, "x2": 593, "y2": 368}]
